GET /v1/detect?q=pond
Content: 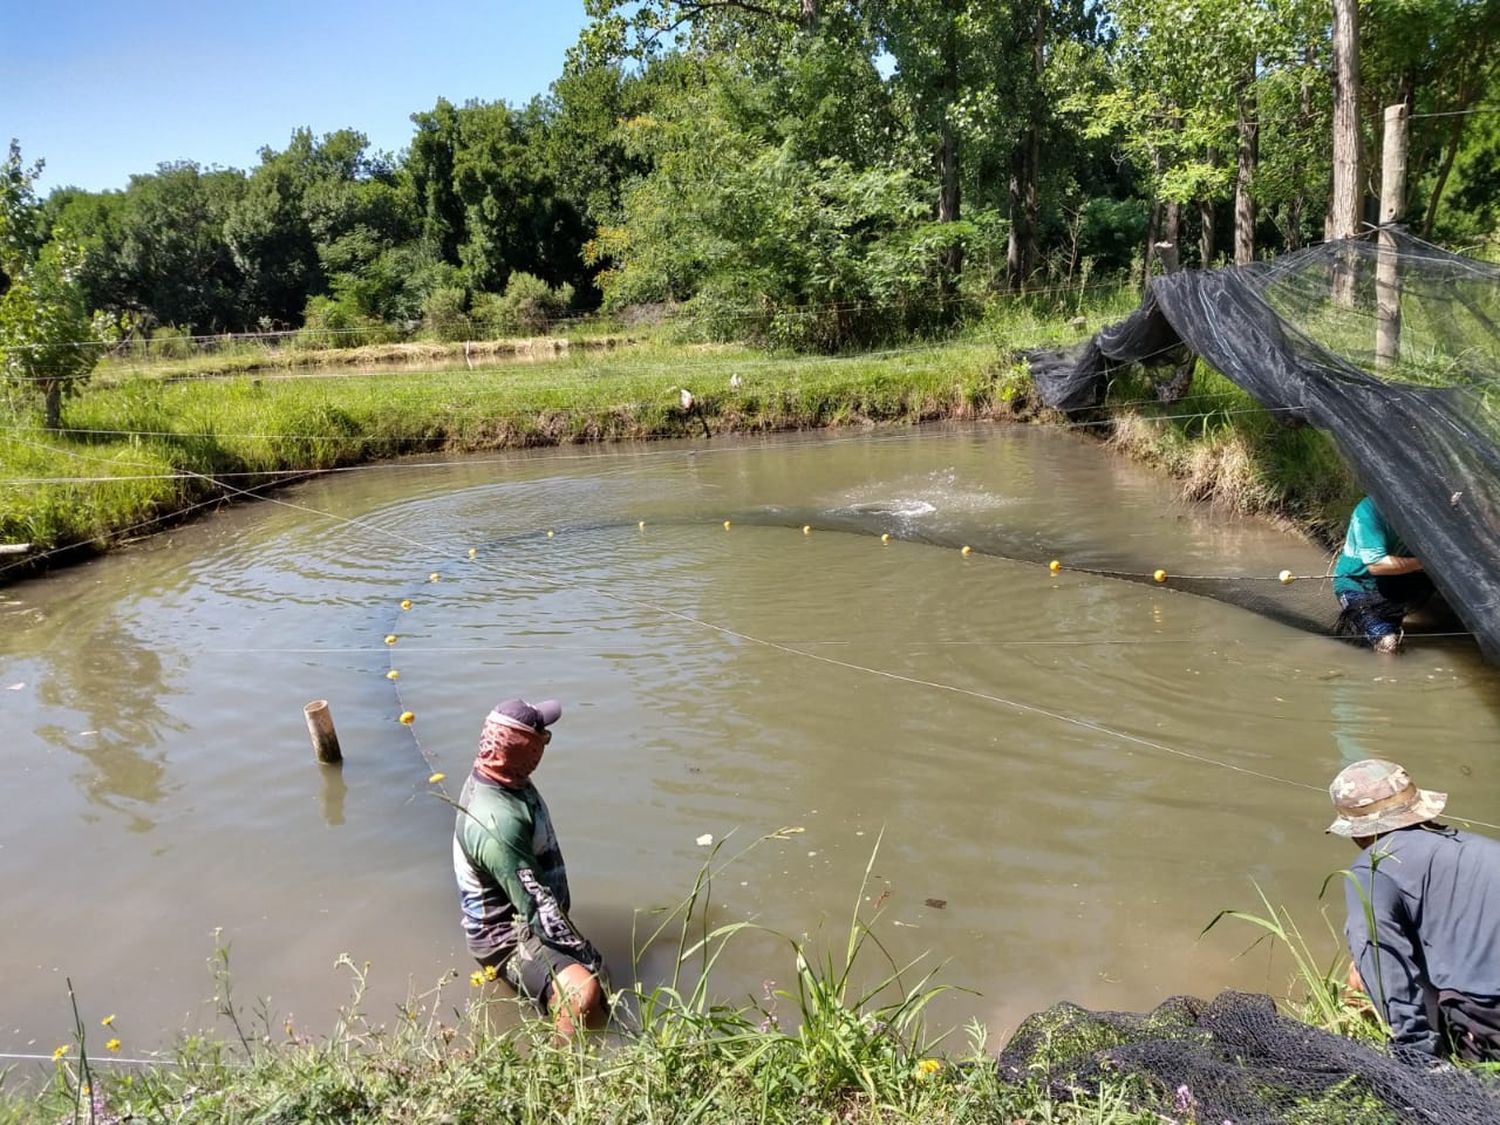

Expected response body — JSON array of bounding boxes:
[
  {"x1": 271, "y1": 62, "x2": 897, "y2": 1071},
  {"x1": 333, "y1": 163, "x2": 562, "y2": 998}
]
[{"x1": 3, "y1": 422, "x2": 1496, "y2": 1060}]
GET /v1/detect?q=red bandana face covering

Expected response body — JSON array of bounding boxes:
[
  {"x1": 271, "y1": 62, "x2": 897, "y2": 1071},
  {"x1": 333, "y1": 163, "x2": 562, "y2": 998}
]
[{"x1": 474, "y1": 715, "x2": 548, "y2": 788}]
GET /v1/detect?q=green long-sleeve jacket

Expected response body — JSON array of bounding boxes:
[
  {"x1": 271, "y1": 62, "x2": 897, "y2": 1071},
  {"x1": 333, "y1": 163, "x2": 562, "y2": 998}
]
[{"x1": 452, "y1": 771, "x2": 596, "y2": 965}]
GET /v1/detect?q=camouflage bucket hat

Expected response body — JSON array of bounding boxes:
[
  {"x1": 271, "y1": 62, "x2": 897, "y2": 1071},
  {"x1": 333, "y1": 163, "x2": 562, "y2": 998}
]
[{"x1": 1327, "y1": 758, "x2": 1447, "y2": 837}]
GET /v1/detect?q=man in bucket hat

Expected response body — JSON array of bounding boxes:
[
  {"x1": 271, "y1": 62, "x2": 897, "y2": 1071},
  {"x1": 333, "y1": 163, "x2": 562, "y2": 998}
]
[
  {"x1": 1330, "y1": 758, "x2": 1500, "y2": 1060},
  {"x1": 452, "y1": 698, "x2": 607, "y2": 1037}
]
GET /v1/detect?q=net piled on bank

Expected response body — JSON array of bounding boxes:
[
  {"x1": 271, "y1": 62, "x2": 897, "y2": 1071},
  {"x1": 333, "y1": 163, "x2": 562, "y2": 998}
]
[
  {"x1": 1026, "y1": 234, "x2": 1500, "y2": 662},
  {"x1": 998, "y1": 991, "x2": 1500, "y2": 1124}
]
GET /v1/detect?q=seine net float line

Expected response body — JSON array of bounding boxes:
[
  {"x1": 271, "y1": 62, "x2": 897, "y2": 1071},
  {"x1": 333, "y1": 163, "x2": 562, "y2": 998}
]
[{"x1": 376, "y1": 518, "x2": 1495, "y2": 832}]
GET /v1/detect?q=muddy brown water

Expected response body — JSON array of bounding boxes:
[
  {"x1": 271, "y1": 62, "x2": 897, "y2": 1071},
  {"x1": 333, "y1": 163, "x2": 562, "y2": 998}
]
[{"x1": 3, "y1": 423, "x2": 1498, "y2": 1064}]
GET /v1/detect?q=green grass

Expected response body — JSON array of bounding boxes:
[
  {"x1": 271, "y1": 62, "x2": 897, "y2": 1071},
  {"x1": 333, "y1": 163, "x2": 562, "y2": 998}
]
[
  {"x1": 0, "y1": 336, "x2": 1025, "y2": 564},
  {"x1": 1101, "y1": 362, "x2": 1359, "y2": 542}
]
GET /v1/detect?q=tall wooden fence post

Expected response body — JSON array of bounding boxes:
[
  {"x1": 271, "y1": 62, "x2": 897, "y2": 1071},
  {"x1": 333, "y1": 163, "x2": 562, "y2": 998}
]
[
  {"x1": 1376, "y1": 102, "x2": 1409, "y2": 370},
  {"x1": 305, "y1": 699, "x2": 342, "y2": 765}
]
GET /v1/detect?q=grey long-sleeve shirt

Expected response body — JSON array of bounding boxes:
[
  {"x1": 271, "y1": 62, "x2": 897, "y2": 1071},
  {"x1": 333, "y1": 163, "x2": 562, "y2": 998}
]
[{"x1": 1344, "y1": 825, "x2": 1500, "y2": 1054}]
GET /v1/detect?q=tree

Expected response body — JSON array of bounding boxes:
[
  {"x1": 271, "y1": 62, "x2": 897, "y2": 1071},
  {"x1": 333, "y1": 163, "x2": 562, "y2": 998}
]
[
  {"x1": 1330, "y1": 0, "x2": 1361, "y2": 241},
  {"x1": 1, "y1": 142, "x2": 102, "y2": 429}
]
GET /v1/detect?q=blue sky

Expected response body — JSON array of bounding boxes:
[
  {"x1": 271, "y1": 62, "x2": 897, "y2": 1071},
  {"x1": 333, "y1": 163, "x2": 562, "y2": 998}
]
[{"x1": 2, "y1": 0, "x2": 590, "y2": 192}]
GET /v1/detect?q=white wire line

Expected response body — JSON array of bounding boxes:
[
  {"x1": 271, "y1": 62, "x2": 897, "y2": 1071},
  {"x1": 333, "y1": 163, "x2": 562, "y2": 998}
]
[
  {"x1": 447, "y1": 534, "x2": 1493, "y2": 817},
  {"x1": 9, "y1": 428, "x2": 1495, "y2": 828},
  {"x1": 1409, "y1": 105, "x2": 1500, "y2": 120}
]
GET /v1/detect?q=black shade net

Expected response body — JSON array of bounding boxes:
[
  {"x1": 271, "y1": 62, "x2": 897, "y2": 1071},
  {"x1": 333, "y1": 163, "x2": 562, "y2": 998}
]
[
  {"x1": 1027, "y1": 234, "x2": 1500, "y2": 663},
  {"x1": 999, "y1": 991, "x2": 1500, "y2": 1124}
]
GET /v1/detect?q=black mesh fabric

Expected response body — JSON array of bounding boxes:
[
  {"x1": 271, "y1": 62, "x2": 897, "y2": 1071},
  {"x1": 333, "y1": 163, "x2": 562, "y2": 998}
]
[
  {"x1": 1027, "y1": 235, "x2": 1500, "y2": 662},
  {"x1": 998, "y1": 991, "x2": 1500, "y2": 1124}
]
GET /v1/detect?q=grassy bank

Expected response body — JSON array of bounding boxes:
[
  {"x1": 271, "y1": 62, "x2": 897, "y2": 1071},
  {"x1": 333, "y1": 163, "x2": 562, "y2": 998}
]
[
  {"x1": 1103, "y1": 363, "x2": 1357, "y2": 546},
  {"x1": 0, "y1": 287, "x2": 1359, "y2": 577},
  {"x1": 0, "y1": 337, "x2": 1023, "y2": 570}
]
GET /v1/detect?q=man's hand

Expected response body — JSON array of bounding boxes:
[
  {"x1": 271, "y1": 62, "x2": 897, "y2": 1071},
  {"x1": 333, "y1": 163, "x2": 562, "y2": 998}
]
[
  {"x1": 1367, "y1": 555, "x2": 1424, "y2": 576},
  {"x1": 1346, "y1": 962, "x2": 1365, "y2": 994}
]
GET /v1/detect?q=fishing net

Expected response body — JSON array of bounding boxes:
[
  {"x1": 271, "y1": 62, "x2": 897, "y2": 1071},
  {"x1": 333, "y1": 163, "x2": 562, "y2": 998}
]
[
  {"x1": 998, "y1": 990, "x2": 1500, "y2": 1124},
  {"x1": 1026, "y1": 234, "x2": 1500, "y2": 662}
]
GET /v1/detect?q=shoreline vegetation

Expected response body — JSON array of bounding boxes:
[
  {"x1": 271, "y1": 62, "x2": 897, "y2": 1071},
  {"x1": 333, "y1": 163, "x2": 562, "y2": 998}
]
[
  {"x1": 2, "y1": 838, "x2": 1390, "y2": 1124},
  {"x1": 0, "y1": 299, "x2": 1358, "y2": 585}
]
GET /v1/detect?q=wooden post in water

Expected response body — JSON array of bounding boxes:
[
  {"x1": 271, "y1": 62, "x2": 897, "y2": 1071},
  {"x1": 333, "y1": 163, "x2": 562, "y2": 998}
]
[
  {"x1": 1376, "y1": 103, "x2": 1409, "y2": 370},
  {"x1": 304, "y1": 699, "x2": 342, "y2": 765}
]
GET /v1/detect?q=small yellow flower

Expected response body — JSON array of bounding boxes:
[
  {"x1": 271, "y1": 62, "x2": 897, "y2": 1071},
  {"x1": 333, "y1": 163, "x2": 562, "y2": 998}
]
[
  {"x1": 100, "y1": 1014, "x2": 116, "y2": 1027},
  {"x1": 51, "y1": 1045, "x2": 68, "y2": 1061},
  {"x1": 105, "y1": 1038, "x2": 121, "y2": 1053},
  {"x1": 914, "y1": 1058, "x2": 942, "y2": 1080},
  {"x1": 428, "y1": 772, "x2": 445, "y2": 784},
  {"x1": 469, "y1": 970, "x2": 485, "y2": 988},
  {"x1": 483, "y1": 964, "x2": 499, "y2": 981}
]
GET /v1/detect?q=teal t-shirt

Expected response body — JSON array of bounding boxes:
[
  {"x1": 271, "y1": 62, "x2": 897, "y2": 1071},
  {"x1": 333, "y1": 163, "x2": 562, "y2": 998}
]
[{"x1": 1333, "y1": 497, "x2": 1408, "y2": 597}]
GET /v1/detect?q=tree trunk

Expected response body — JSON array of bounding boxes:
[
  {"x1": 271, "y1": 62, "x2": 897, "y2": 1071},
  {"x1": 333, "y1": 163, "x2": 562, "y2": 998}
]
[
  {"x1": 1287, "y1": 52, "x2": 1314, "y2": 250},
  {"x1": 1198, "y1": 144, "x2": 1216, "y2": 267},
  {"x1": 1157, "y1": 199, "x2": 1182, "y2": 274},
  {"x1": 1007, "y1": 144, "x2": 1032, "y2": 289},
  {"x1": 1006, "y1": 2, "x2": 1047, "y2": 291},
  {"x1": 939, "y1": 120, "x2": 961, "y2": 274},
  {"x1": 1422, "y1": 76, "x2": 1477, "y2": 237},
  {"x1": 44, "y1": 381, "x2": 62, "y2": 431},
  {"x1": 799, "y1": 0, "x2": 819, "y2": 30},
  {"x1": 937, "y1": 9, "x2": 962, "y2": 292},
  {"x1": 1330, "y1": 0, "x2": 1361, "y2": 242},
  {"x1": 1143, "y1": 196, "x2": 1160, "y2": 286},
  {"x1": 1375, "y1": 103, "x2": 1409, "y2": 369},
  {"x1": 1422, "y1": 119, "x2": 1465, "y2": 238},
  {"x1": 1331, "y1": 0, "x2": 1361, "y2": 305},
  {"x1": 1235, "y1": 65, "x2": 1258, "y2": 265},
  {"x1": 1198, "y1": 196, "x2": 1215, "y2": 267}
]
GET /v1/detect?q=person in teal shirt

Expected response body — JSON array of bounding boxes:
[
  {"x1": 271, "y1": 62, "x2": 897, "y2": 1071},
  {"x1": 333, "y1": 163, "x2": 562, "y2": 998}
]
[
  {"x1": 452, "y1": 697, "x2": 607, "y2": 1037},
  {"x1": 1332, "y1": 496, "x2": 1432, "y2": 653}
]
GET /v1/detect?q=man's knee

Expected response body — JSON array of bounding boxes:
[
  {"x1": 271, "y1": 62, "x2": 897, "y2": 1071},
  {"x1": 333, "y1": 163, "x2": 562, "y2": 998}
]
[{"x1": 549, "y1": 963, "x2": 607, "y2": 1030}]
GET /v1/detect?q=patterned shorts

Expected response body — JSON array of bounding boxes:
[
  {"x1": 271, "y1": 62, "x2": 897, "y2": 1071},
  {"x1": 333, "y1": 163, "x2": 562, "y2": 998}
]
[{"x1": 478, "y1": 929, "x2": 597, "y2": 1013}]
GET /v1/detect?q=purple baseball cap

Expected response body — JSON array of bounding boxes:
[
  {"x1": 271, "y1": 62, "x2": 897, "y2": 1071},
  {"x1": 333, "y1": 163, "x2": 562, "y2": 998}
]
[{"x1": 490, "y1": 698, "x2": 563, "y2": 734}]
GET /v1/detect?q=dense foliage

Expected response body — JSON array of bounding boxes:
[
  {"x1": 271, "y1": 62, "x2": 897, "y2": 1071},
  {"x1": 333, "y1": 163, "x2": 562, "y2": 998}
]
[{"x1": 7, "y1": 0, "x2": 1500, "y2": 354}]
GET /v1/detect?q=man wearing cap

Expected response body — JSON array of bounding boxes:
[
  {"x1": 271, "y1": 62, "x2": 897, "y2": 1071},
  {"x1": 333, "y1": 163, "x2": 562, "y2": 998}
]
[
  {"x1": 1332, "y1": 496, "x2": 1432, "y2": 654},
  {"x1": 1328, "y1": 758, "x2": 1500, "y2": 1060},
  {"x1": 452, "y1": 698, "x2": 607, "y2": 1037}
]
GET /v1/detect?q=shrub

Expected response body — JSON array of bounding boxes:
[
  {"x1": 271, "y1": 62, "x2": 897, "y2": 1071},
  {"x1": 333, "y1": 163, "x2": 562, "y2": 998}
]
[
  {"x1": 421, "y1": 285, "x2": 472, "y2": 343},
  {"x1": 296, "y1": 294, "x2": 398, "y2": 349},
  {"x1": 148, "y1": 325, "x2": 194, "y2": 360},
  {"x1": 471, "y1": 273, "x2": 574, "y2": 338}
]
